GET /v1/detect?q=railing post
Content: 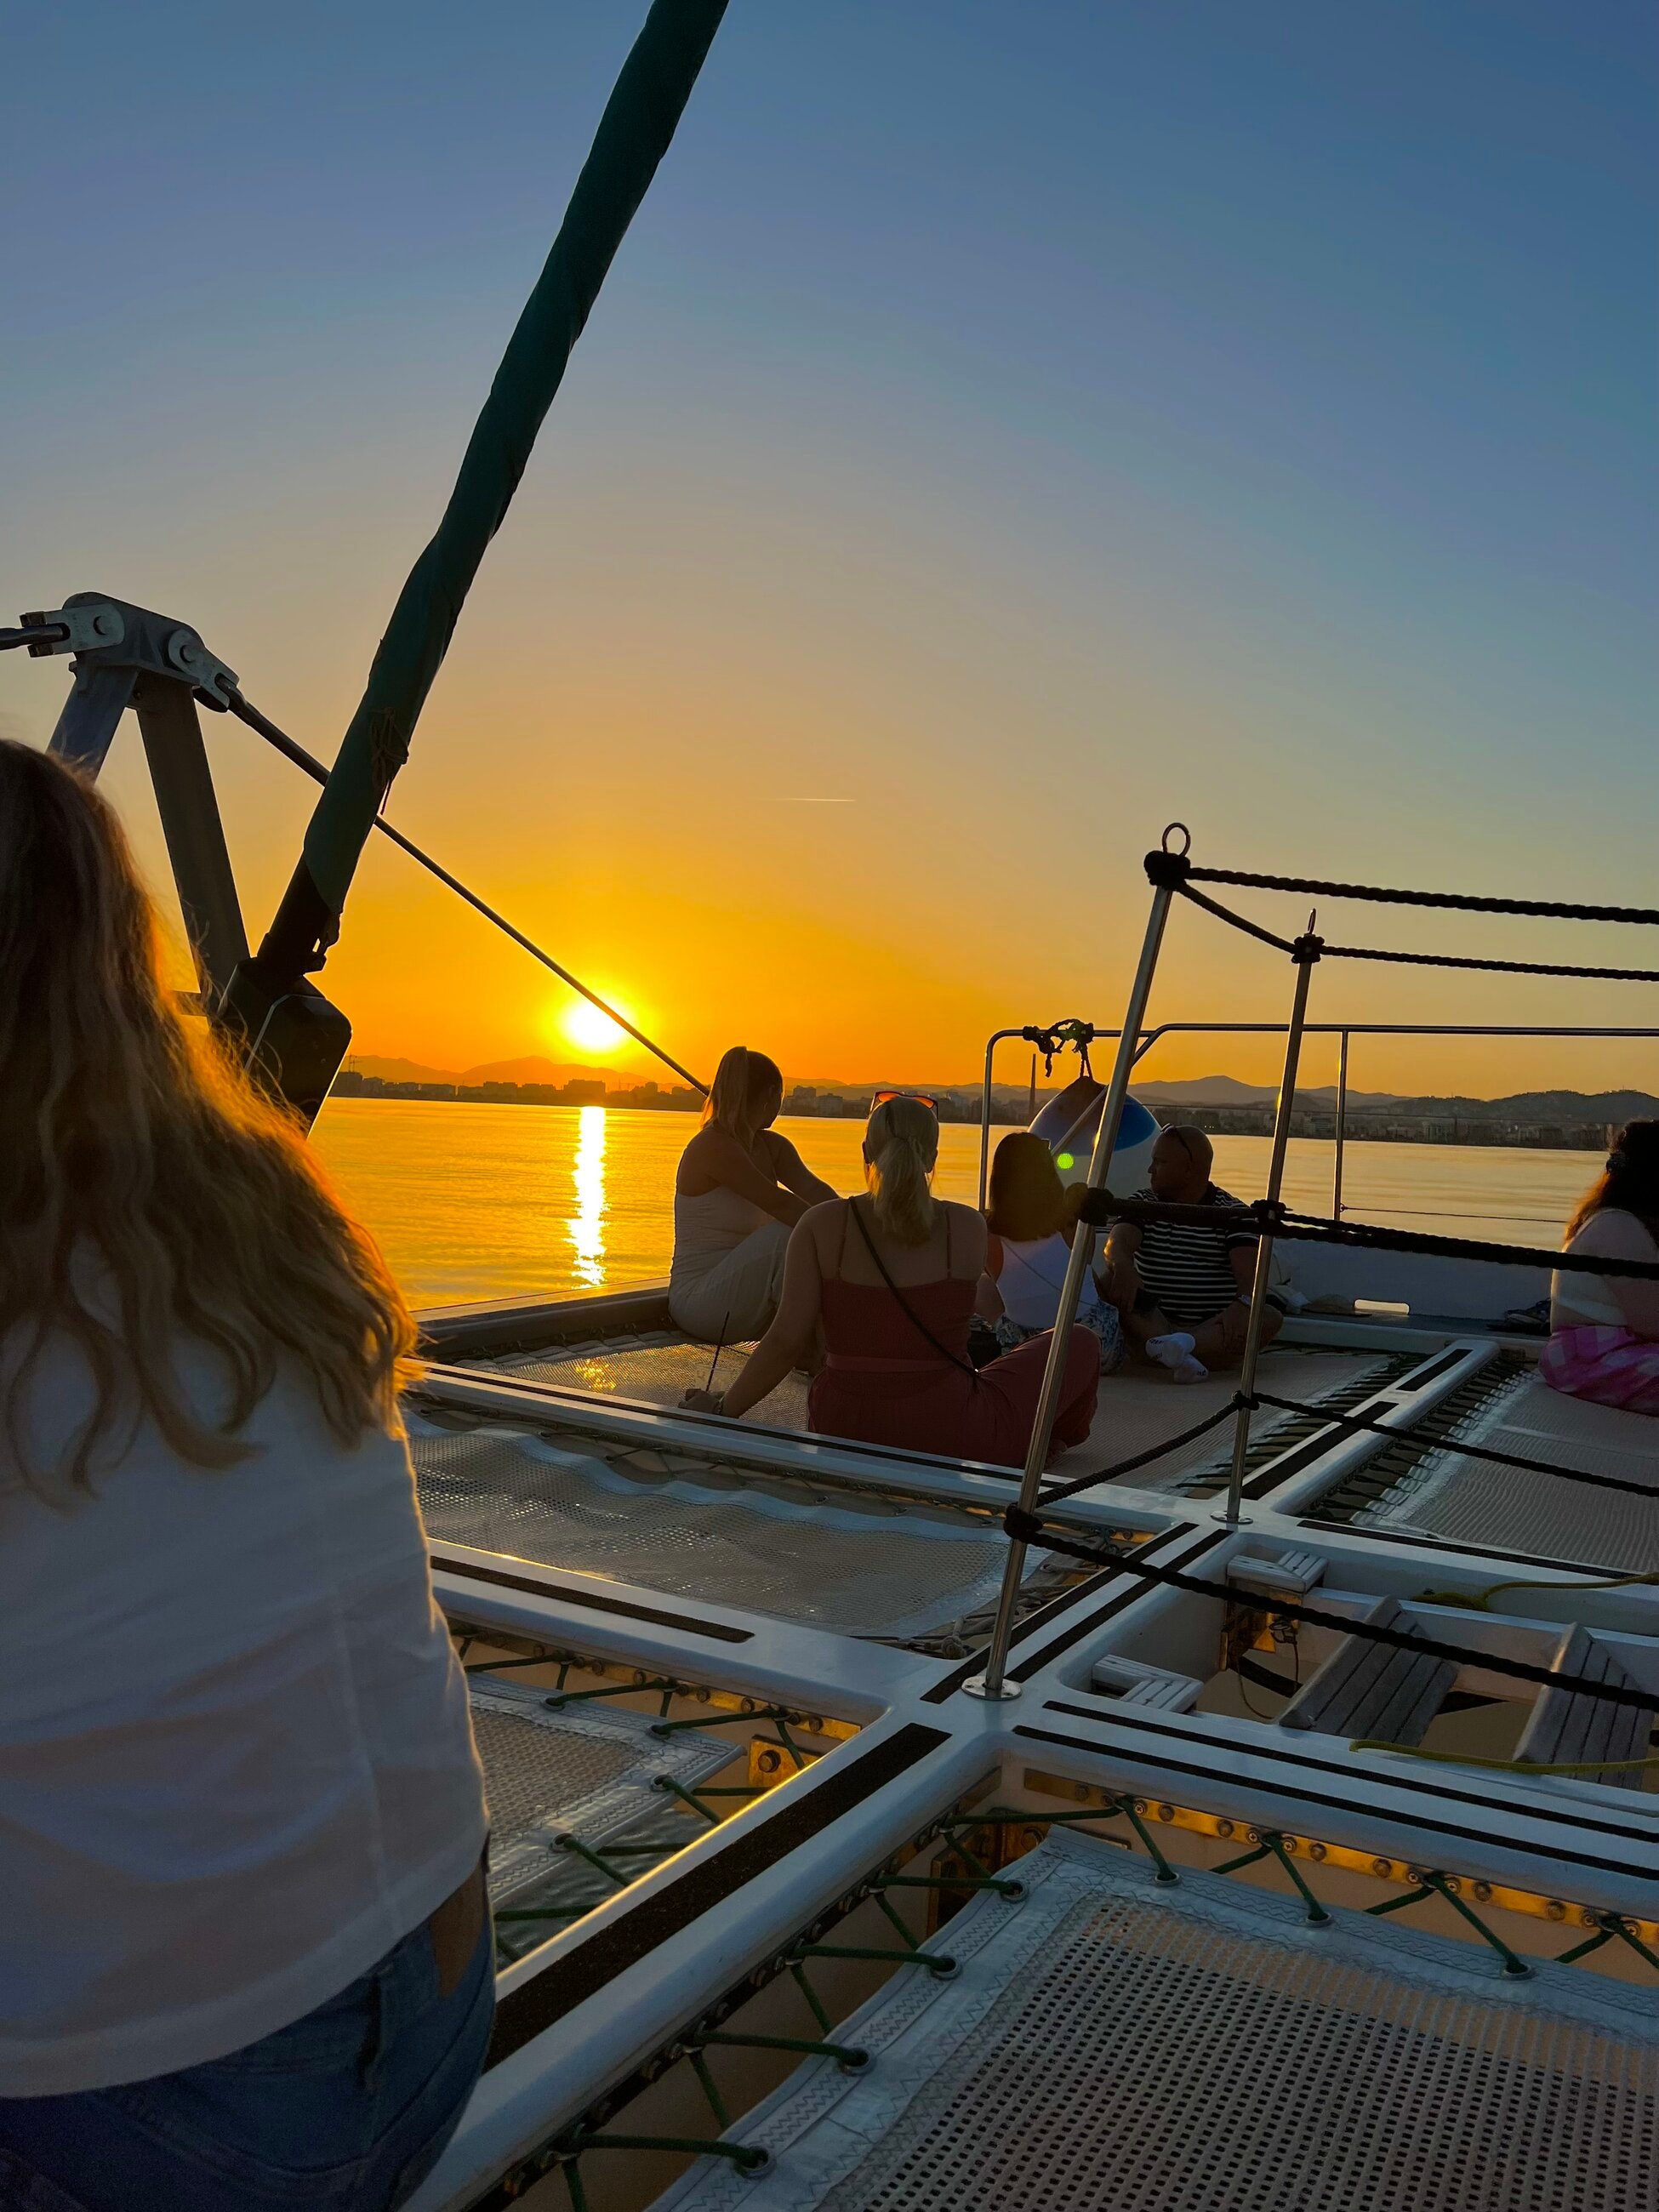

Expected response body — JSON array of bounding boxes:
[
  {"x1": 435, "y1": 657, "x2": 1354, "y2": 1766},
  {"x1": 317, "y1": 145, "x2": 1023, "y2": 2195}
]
[
  {"x1": 1217, "y1": 919, "x2": 1322, "y2": 1528},
  {"x1": 966, "y1": 858, "x2": 1182, "y2": 1701},
  {"x1": 978, "y1": 1034, "x2": 1001, "y2": 1211},
  {"x1": 1332, "y1": 1028, "x2": 1349, "y2": 1218}
]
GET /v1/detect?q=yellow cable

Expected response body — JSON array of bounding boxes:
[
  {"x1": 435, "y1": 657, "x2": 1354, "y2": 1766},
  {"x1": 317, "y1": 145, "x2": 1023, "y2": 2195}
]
[{"x1": 1417, "y1": 1572, "x2": 1659, "y2": 1613}]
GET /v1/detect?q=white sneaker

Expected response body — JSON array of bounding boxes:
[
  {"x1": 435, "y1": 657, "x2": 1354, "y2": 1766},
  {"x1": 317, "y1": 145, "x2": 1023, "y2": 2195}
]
[{"x1": 1145, "y1": 1331, "x2": 1197, "y2": 1371}]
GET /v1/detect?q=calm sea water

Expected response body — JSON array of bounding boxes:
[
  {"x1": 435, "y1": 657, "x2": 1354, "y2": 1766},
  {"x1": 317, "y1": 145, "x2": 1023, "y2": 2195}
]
[{"x1": 311, "y1": 1100, "x2": 1596, "y2": 1309}]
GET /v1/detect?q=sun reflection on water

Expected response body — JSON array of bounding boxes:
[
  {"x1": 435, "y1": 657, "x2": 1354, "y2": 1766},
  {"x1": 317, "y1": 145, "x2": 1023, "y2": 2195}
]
[{"x1": 568, "y1": 1105, "x2": 607, "y2": 1289}]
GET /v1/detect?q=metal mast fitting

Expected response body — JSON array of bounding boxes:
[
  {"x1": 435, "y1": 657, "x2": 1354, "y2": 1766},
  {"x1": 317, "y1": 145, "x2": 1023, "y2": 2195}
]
[{"x1": 33, "y1": 593, "x2": 250, "y2": 1002}]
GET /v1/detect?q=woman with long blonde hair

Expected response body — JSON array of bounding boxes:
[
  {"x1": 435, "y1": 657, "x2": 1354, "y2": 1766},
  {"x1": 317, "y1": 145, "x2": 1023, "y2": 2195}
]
[
  {"x1": 687, "y1": 1094, "x2": 1099, "y2": 1463},
  {"x1": 0, "y1": 742, "x2": 490, "y2": 2209},
  {"x1": 670, "y1": 1044, "x2": 837, "y2": 1343}
]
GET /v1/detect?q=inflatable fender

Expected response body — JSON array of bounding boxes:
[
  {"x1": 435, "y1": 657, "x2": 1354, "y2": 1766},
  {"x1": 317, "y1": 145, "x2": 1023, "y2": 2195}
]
[{"x1": 1027, "y1": 1075, "x2": 1160, "y2": 1194}]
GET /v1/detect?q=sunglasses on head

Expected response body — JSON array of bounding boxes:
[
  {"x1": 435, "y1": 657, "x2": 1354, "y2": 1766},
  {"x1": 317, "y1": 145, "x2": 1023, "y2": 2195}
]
[{"x1": 870, "y1": 1089, "x2": 938, "y2": 1115}]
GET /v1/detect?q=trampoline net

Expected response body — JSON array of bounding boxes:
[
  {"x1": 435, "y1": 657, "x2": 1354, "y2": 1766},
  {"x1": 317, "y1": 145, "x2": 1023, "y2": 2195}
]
[
  {"x1": 660, "y1": 1834, "x2": 1659, "y2": 2212},
  {"x1": 414, "y1": 1418, "x2": 1027, "y2": 1639},
  {"x1": 1356, "y1": 1372, "x2": 1659, "y2": 1571},
  {"x1": 1048, "y1": 1348, "x2": 1401, "y2": 1495},
  {"x1": 488, "y1": 1333, "x2": 812, "y2": 1430},
  {"x1": 478, "y1": 1341, "x2": 1396, "y2": 1483},
  {"x1": 470, "y1": 1682, "x2": 732, "y2": 1955}
]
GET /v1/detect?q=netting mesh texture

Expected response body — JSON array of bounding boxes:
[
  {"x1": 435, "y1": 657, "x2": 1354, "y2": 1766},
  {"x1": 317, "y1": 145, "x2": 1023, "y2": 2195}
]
[
  {"x1": 1358, "y1": 1372, "x2": 1659, "y2": 1571},
  {"x1": 469, "y1": 1685, "x2": 733, "y2": 1960},
  {"x1": 469, "y1": 1705, "x2": 638, "y2": 1854},
  {"x1": 823, "y1": 1901, "x2": 1651, "y2": 2211},
  {"x1": 415, "y1": 1422, "x2": 1014, "y2": 1638},
  {"x1": 490, "y1": 1334, "x2": 812, "y2": 1430}
]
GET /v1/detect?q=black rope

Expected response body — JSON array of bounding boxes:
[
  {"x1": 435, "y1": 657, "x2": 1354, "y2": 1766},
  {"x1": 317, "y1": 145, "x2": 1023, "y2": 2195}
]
[
  {"x1": 1181, "y1": 862, "x2": 1659, "y2": 930},
  {"x1": 1174, "y1": 881, "x2": 1298, "y2": 955},
  {"x1": 1247, "y1": 1388, "x2": 1659, "y2": 1502},
  {"x1": 1040, "y1": 1399, "x2": 1241, "y2": 1502},
  {"x1": 1323, "y1": 943, "x2": 1659, "y2": 985},
  {"x1": 225, "y1": 690, "x2": 708, "y2": 1095},
  {"x1": 1170, "y1": 881, "x2": 1659, "y2": 982},
  {"x1": 1080, "y1": 1192, "x2": 1659, "y2": 1283},
  {"x1": 1006, "y1": 1510, "x2": 1659, "y2": 1718},
  {"x1": 847, "y1": 1199, "x2": 979, "y2": 1383}
]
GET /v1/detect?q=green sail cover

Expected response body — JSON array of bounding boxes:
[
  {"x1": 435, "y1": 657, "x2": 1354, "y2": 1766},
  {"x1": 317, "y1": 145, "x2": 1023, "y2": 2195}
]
[{"x1": 290, "y1": 0, "x2": 729, "y2": 932}]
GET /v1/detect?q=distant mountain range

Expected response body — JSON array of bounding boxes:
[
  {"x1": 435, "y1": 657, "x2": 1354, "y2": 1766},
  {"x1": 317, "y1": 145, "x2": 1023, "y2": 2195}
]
[
  {"x1": 1132, "y1": 1076, "x2": 1403, "y2": 1109},
  {"x1": 351, "y1": 1057, "x2": 1658, "y2": 1126},
  {"x1": 349, "y1": 1053, "x2": 643, "y2": 1088}
]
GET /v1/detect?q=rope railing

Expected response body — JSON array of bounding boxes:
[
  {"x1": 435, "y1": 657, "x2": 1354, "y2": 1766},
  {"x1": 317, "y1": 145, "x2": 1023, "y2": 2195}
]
[
  {"x1": 1075, "y1": 1191, "x2": 1659, "y2": 1284},
  {"x1": 1246, "y1": 1387, "x2": 1659, "y2": 1502},
  {"x1": 1040, "y1": 1374, "x2": 1656, "y2": 1510},
  {"x1": 225, "y1": 688, "x2": 708, "y2": 1095},
  {"x1": 1001, "y1": 1510, "x2": 1659, "y2": 1719},
  {"x1": 1145, "y1": 838, "x2": 1659, "y2": 982},
  {"x1": 1176, "y1": 860, "x2": 1659, "y2": 929},
  {"x1": 1319, "y1": 939, "x2": 1659, "y2": 985}
]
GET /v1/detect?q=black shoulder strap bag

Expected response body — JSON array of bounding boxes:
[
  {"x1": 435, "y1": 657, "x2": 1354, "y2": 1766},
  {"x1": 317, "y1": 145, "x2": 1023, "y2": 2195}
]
[{"x1": 846, "y1": 1199, "x2": 979, "y2": 1386}]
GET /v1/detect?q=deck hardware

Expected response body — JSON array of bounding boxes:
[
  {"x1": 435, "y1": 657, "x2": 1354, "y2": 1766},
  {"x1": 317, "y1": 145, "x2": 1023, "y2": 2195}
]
[
  {"x1": 694, "y1": 2029, "x2": 871, "y2": 2072},
  {"x1": 794, "y1": 1942, "x2": 959, "y2": 1977}
]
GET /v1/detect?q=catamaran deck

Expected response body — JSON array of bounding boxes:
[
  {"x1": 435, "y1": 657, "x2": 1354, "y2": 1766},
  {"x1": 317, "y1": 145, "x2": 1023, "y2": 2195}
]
[{"x1": 404, "y1": 1271, "x2": 1659, "y2": 2212}]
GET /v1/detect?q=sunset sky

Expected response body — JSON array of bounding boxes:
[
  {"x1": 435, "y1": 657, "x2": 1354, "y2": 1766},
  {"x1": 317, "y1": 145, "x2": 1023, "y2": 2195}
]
[{"x1": 4, "y1": 2, "x2": 1655, "y2": 1102}]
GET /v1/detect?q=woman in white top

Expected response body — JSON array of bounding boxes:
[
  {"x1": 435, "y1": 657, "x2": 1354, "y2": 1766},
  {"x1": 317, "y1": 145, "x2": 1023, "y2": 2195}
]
[
  {"x1": 1539, "y1": 1121, "x2": 1659, "y2": 1416},
  {"x1": 670, "y1": 1046, "x2": 838, "y2": 1343},
  {"x1": 0, "y1": 742, "x2": 489, "y2": 2210},
  {"x1": 978, "y1": 1132, "x2": 1123, "y2": 1371}
]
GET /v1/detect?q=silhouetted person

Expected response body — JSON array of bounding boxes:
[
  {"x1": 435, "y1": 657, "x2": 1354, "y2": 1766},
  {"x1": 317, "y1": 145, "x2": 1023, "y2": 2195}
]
[{"x1": 1100, "y1": 1125, "x2": 1282, "y2": 1381}]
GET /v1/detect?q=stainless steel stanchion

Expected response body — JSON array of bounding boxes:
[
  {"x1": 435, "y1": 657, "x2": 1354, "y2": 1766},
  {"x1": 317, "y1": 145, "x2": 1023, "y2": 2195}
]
[
  {"x1": 966, "y1": 869, "x2": 1178, "y2": 1701},
  {"x1": 1216, "y1": 920, "x2": 1321, "y2": 1527},
  {"x1": 1331, "y1": 1028, "x2": 1349, "y2": 1219}
]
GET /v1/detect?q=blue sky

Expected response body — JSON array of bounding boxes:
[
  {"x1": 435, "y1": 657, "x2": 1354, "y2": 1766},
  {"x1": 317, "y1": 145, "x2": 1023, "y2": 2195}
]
[{"x1": 3, "y1": 2, "x2": 1654, "y2": 1089}]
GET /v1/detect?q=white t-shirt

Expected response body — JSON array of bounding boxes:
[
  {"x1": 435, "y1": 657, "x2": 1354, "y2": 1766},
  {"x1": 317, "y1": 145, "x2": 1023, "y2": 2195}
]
[
  {"x1": 1551, "y1": 1208, "x2": 1659, "y2": 1337},
  {"x1": 0, "y1": 1336, "x2": 487, "y2": 2096},
  {"x1": 992, "y1": 1232, "x2": 1075, "y2": 1329}
]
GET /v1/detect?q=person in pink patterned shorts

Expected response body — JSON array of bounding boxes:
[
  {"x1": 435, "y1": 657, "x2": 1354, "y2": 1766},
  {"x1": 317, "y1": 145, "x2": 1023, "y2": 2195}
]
[{"x1": 1540, "y1": 1120, "x2": 1659, "y2": 1416}]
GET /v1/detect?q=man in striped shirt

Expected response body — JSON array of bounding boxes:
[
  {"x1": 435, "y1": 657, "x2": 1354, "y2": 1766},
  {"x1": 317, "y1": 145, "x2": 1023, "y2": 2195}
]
[{"x1": 1100, "y1": 1126, "x2": 1282, "y2": 1382}]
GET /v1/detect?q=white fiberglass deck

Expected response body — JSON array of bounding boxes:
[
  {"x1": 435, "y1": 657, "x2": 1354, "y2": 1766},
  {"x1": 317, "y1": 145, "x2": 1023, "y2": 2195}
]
[
  {"x1": 1357, "y1": 1373, "x2": 1659, "y2": 1570},
  {"x1": 656, "y1": 1833, "x2": 1659, "y2": 2212}
]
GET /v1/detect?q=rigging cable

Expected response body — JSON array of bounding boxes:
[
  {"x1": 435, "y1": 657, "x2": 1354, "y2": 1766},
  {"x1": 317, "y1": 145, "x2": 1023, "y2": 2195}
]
[{"x1": 225, "y1": 689, "x2": 707, "y2": 1095}]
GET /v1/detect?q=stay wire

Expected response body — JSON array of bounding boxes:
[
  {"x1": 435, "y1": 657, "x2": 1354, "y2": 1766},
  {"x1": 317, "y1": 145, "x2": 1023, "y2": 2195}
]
[
  {"x1": 224, "y1": 689, "x2": 707, "y2": 1095},
  {"x1": 1002, "y1": 1511, "x2": 1659, "y2": 1718}
]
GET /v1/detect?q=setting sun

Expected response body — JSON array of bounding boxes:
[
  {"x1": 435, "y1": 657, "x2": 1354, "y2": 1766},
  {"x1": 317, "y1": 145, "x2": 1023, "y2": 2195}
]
[{"x1": 562, "y1": 1000, "x2": 628, "y2": 1056}]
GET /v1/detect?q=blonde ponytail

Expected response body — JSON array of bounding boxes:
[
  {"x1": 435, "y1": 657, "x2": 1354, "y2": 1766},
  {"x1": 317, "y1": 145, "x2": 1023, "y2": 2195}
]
[{"x1": 864, "y1": 1097, "x2": 939, "y2": 1246}]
